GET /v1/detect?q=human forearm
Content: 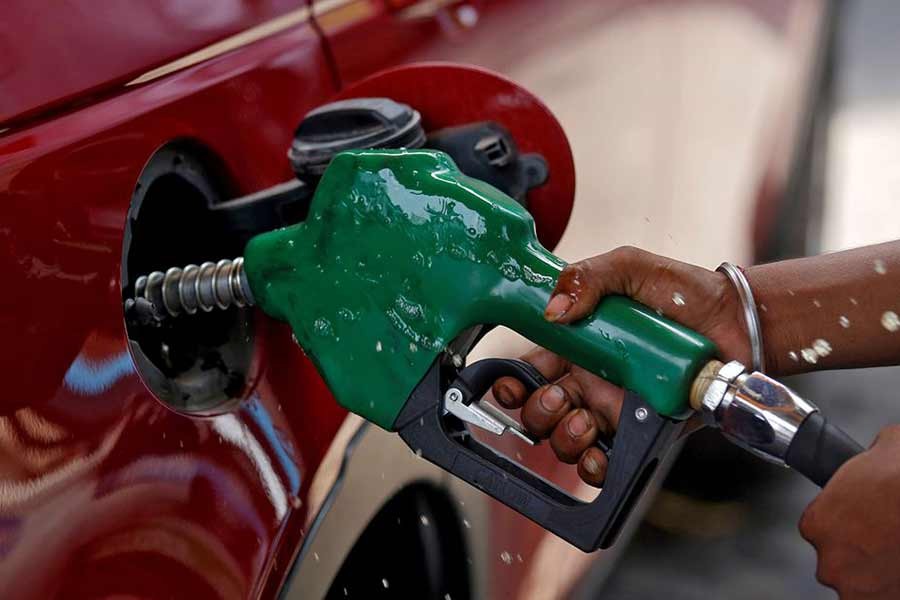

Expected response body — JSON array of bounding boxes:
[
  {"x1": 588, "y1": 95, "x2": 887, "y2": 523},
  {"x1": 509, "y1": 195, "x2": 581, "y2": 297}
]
[{"x1": 747, "y1": 240, "x2": 900, "y2": 376}]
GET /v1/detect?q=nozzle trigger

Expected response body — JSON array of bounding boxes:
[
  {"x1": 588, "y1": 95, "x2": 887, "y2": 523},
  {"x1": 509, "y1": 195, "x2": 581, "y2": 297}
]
[{"x1": 442, "y1": 358, "x2": 548, "y2": 445}]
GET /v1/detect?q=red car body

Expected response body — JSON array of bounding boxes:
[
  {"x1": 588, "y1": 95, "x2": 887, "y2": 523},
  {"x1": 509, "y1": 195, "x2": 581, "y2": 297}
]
[{"x1": 0, "y1": 1, "x2": 827, "y2": 598}]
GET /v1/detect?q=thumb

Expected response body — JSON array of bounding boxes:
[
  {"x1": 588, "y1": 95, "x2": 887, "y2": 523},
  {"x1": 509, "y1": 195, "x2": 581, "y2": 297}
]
[{"x1": 544, "y1": 246, "x2": 658, "y2": 324}]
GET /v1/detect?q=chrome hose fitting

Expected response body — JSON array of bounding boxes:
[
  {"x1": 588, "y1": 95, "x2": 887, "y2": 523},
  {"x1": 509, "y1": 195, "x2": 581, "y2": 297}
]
[
  {"x1": 133, "y1": 257, "x2": 255, "y2": 318},
  {"x1": 697, "y1": 360, "x2": 817, "y2": 466}
]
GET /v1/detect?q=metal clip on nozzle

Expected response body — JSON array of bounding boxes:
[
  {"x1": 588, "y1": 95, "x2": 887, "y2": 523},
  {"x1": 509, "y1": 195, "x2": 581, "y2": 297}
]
[{"x1": 691, "y1": 360, "x2": 863, "y2": 486}]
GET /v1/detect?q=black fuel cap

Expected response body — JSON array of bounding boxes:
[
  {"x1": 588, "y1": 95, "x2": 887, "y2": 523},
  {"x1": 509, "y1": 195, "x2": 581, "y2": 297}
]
[{"x1": 289, "y1": 97, "x2": 426, "y2": 180}]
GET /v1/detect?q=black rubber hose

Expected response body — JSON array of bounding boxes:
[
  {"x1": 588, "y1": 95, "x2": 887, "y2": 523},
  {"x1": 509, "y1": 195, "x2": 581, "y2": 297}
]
[{"x1": 785, "y1": 412, "x2": 864, "y2": 487}]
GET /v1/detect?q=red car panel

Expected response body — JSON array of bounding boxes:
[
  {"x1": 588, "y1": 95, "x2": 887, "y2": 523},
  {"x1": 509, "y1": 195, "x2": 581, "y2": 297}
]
[
  {"x1": 0, "y1": 1, "x2": 313, "y2": 126},
  {"x1": 0, "y1": 10, "x2": 341, "y2": 599}
]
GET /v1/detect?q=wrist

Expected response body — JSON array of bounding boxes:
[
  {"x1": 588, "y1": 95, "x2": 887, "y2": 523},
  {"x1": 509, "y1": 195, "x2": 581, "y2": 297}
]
[
  {"x1": 744, "y1": 264, "x2": 799, "y2": 376},
  {"x1": 717, "y1": 263, "x2": 766, "y2": 373}
]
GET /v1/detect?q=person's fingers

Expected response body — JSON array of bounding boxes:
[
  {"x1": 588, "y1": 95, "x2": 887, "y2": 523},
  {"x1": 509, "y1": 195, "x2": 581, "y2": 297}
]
[
  {"x1": 577, "y1": 446, "x2": 608, "y2": 487},
  {"x1": 553, "y1": 372, "x2": 586, "y2": 408},
  {"x1": 492, "y1": 376, "x2": 528, "y2": 409},
  {"x1": 546, "y1": 247, "x2": 648, "y2": 324},
  {"x1": 543, "y1": 292, "x2": 576, "y2": 322},
  {"x1": 518, "y1": 345, "x2": 570, "y2": 381},
  {"x1": 798, "y1": 497, "x2": 823, "y2": 546},
  {"x1": 519, "y1": 371, "x2": 585, "y2": 436},
  {"x1": 492, "y1": 345, "x2": 570, "y2": 409},
  {"x1": 573, "y1": 367, "x2": 624, "y2": 431},
  {"x1": 549, "y1": 408, "x2": 598, "y2": 463},
  {"x1": 520, "y1": 384, "x2": 571, "y2": 438}
]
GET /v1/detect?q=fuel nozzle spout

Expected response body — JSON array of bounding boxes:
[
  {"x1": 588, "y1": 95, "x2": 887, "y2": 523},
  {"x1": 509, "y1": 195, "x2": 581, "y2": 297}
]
[
  {"x1": 690, "y1": 360, "x2": 862, "y2": 486},
  {"x1": 126, "y1": 257, "x2": 254, "y2": 324}
]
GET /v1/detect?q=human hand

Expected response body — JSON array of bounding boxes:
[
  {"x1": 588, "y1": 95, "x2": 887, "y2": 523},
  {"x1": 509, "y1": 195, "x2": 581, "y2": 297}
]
[
  {"x1": 492, "y1": 246, "x2": 750, "y2": 485},
  {"x1": 799, "y1": 425, "x2": 900, "y2": 599}
]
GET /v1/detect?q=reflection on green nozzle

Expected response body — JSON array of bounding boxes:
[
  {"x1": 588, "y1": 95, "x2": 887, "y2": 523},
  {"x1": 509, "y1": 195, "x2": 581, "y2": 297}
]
[{"x1": 244, "y1": 149, "x2": 715, "y2": 429}]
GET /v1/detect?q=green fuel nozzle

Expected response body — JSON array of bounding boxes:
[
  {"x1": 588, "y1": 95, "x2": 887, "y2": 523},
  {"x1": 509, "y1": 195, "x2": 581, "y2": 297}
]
[{"x1": 129, "y1": 148, "x2": 865, "y2": 551}]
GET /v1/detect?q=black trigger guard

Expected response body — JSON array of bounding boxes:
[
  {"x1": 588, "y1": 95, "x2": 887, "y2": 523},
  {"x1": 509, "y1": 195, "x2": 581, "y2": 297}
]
[
  {"x1": 394, "y1": 358, "x2": 686, "y2": 551},
  {"x1": 452, "y1": 358, "x2": 614, "y2": 454}
]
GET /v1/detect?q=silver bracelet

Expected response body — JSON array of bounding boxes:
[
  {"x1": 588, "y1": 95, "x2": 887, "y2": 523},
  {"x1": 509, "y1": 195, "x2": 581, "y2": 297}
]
[{"x1": 717, "y1": 262, "x2": 765, "y2": 373}]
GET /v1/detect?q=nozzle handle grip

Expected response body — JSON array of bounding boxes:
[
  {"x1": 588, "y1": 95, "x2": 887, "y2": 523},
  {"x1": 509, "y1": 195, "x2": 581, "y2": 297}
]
[
  {"x1": 488, "y1": 255, "x2": 717, "y2": 418},
  {"x1": 785, "y1": 412, "x2": 864, "y2": 487}
]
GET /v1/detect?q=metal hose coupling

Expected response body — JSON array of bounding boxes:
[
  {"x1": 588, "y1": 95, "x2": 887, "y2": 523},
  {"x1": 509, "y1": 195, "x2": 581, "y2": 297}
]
[
  {"x1": 133, "y1": 257, "x2": 255, "y2": 318},
  {"x1": 690, "y1": 360, "x2": 817, "y2": 466}
]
